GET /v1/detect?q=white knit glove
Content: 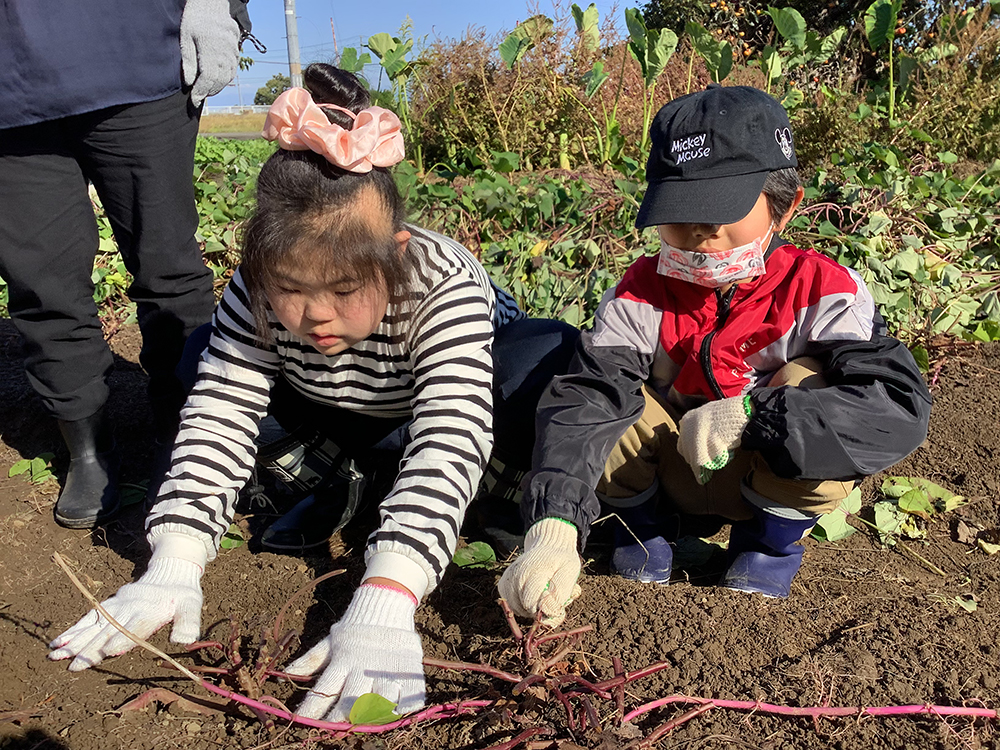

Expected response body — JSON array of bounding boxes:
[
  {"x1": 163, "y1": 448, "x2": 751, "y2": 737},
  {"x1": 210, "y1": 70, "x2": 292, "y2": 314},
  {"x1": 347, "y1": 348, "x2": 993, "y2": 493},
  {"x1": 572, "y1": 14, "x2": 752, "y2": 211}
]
[
  {"x1": 48, "y1": 533, "x2": 207, "y2": 671},
  {"x1": 676, "y1": 395, "x2": 753, "y2": 485},
  {"x1": 286, "y1": 584, "x2": 425, "y2": 721},
  {"x1": 498, "y1": 518, "x2": 582, "y2": 628},
  {"x1": 180, "y1": 0, "x2": 241, "y2": 106}
]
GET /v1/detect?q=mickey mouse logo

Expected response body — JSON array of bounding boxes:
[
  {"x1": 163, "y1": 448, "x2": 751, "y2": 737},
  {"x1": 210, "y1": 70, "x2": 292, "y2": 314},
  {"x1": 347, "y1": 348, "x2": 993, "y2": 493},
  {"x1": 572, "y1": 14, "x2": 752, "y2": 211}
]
[{"x1": 775, "y1": 128, "x2": 793, "y2": 160}]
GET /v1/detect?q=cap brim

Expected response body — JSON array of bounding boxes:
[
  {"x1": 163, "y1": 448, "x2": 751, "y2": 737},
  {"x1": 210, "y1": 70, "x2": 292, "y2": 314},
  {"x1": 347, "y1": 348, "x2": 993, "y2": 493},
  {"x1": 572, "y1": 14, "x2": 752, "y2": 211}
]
[{"x1": 635, "y1": 171, "x2": 769, "y2": 228}]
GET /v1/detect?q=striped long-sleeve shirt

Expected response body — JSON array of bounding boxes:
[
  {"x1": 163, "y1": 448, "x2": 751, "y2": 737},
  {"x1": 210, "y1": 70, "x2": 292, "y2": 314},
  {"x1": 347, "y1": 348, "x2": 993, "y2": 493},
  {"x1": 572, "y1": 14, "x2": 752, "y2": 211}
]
[{"x1": 146, "y1": 226, "x2": 525, "y2": 598}]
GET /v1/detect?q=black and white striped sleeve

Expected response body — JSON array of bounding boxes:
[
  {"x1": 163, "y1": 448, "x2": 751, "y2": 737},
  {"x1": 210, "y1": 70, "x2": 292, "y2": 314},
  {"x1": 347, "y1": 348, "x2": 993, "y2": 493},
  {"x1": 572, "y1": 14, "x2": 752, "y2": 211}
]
[
  {"x1": 145, "y1": 270, "x2": 280, "y2": 559},
  {"x1": 364, "y1": 272, "x2": 496, "y2": 598}
]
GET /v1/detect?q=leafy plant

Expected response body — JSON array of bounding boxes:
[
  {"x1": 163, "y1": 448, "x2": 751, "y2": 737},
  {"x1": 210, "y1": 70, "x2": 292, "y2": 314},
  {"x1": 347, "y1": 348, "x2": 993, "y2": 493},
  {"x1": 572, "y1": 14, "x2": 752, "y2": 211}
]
[
  {"x1": 8, "y1": 453, "x2": 56, "y2": 485},
  {"x1": 863, "y1": 0, "x2": 903, "y2": 120},
  {"x1": 626, "y1": 9, "x2": 679, "y2": 152},
  {"x1": 499, "y1": 15, "x2": 555, "y2": 68},
  {"x1": 685, "y1": 20, "x2": 732, "y2": 86},
  {"x1": 367, "y1": 23, "x2": 428, "y2": 173}
]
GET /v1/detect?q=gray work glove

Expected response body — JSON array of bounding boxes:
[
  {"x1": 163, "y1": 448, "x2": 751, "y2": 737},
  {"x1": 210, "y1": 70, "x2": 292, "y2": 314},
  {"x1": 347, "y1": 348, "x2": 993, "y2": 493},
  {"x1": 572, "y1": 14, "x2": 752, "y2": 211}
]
[{"x1": 180, "y1": 0, "x2": 241, "y2": 106}]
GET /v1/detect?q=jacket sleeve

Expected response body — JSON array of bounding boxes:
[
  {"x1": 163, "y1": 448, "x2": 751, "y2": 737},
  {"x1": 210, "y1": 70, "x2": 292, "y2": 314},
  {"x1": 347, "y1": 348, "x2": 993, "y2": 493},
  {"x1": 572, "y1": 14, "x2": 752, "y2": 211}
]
[
  {"x1": 521, "y1": 282, "x2": 658, "y2": 546},
  {"x1": 742, "y1": 325, "x2": 932, "y2": 481}
]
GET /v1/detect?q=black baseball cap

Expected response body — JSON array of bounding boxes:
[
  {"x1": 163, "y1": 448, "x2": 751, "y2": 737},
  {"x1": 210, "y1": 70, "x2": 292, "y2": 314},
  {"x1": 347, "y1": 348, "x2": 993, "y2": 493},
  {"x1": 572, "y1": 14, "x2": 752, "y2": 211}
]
[{"x1": 636, "y1": 84, "x2": 798, "y2": 228}]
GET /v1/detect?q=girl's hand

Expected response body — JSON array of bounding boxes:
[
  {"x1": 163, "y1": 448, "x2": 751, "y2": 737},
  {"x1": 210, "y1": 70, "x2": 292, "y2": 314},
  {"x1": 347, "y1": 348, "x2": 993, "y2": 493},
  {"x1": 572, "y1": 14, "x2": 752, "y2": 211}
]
[
  {"x1": 498, "y1": 518, "x2": 582, "y2": 628},
  {"x1": 676, "y1": 395, "x2": 753, "y2": 484},
  {"x1": 286, "y1": 584, "x2": 425, "y2": 721},
  {"x1": 48, "y1": 540, "x2": 205, "y2": 670}
]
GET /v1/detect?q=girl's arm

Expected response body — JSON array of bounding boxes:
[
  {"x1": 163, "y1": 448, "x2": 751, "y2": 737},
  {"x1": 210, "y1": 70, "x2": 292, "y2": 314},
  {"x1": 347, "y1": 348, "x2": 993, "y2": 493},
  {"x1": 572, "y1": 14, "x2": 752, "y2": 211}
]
[
  {"x1": 364, "y1": 272, "x2": 498, "y2": 600},
  {"x1": 145, "y1": 269, "x2": 281, "y2": 560}
]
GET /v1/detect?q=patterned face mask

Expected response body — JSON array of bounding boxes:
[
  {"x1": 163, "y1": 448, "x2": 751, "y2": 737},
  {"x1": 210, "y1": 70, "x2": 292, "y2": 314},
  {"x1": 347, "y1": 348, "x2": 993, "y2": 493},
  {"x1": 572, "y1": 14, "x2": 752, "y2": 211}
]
[{"x1": 656, "y1": 225, "x2": 773, "y2": 287}]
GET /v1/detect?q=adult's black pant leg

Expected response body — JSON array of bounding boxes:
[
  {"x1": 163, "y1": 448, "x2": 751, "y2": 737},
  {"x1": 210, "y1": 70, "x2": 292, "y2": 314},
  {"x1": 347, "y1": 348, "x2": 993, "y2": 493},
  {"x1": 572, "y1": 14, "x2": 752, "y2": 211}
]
[
  {"x1": 0, "y1": 120, "x2": 114, "y2": 421},
  {"x1": 79, "y1": 92, "x2": 214, "y2": 422}
]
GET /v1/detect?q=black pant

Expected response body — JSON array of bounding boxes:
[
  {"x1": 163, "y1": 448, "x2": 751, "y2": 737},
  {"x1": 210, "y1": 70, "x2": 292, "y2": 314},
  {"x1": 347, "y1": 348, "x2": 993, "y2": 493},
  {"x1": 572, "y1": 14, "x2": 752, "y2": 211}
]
[{"x1": 0, "y1": 91, "x2": 214, "y2": 422}]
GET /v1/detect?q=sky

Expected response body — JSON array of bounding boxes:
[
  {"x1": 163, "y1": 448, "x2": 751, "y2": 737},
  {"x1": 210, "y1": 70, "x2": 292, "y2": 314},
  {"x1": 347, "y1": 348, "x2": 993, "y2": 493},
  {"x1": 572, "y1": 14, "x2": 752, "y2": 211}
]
[{"x1": 209, "y1": 0, "x2": 627, "y2": 107}]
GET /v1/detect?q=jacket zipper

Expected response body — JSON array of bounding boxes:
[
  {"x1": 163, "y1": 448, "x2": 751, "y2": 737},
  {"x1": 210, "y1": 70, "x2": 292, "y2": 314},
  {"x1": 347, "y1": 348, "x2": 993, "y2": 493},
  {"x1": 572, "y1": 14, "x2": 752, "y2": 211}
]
[{"x1": 700, "y1": 286, "x2": 738, "y2": 400}]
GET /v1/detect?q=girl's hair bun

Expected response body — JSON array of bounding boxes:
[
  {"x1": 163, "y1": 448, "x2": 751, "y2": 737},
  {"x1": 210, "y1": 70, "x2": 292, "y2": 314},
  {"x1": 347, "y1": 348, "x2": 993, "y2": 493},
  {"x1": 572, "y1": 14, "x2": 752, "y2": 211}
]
[{"x1": 303, "y1": 63, "x2": 370, "y2": 130}]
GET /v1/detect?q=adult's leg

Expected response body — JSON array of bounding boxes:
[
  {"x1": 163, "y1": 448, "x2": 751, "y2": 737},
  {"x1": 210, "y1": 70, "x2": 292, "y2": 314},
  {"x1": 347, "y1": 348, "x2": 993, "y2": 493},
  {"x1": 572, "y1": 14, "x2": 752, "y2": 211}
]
[
  {"x1": 0, "y1": 119, "x2": 119, "y2": 527},
  {"x1": 0, "y1": 121, "x2": 113, "y2": 421},
  {"x1": 78, "y1": 92, "x2": 215, "y2": 441}
]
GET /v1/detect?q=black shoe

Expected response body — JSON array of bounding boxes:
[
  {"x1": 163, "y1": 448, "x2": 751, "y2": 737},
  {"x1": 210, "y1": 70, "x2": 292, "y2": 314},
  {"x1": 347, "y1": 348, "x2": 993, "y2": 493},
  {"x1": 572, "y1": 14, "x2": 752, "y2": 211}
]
[
  {"x1": 260, "y1": 461, "x2": 365, "y2": 552},
  {"x1": 54, "y1": 409, "x2": 121, "y2": 529}
]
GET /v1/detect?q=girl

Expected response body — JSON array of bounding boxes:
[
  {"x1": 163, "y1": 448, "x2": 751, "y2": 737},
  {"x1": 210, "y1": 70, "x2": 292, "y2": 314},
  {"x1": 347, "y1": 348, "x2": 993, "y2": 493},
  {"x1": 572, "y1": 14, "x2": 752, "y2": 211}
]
[{"x1": 48, "y1": 64, "x2": 578, "y2": 721}]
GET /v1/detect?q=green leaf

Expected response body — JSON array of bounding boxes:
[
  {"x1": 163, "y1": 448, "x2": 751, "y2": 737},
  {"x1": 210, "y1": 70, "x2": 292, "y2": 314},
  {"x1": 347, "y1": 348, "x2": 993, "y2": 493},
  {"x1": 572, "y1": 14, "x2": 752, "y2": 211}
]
[
  {"x1": 625, "y1": 8, "x2": 648, "y2": 53},
  {"x1": 646, "y1": 28, "x2": 679, "y2": 87},
  {"x1": 955, "y1": 594, "x2": 978, "y2": 612},
  {"x1": 686, "y1": 21, "x2": 715, "y2": 67},
  {"x1": 30, "y1": 456, "x2": 47, "y2": 477},
  {"x1": 898, "y1": 488, "x2": 934, "y2": 519},
  {"x1": 864, "y1": 0, "x2": 901, "y2": 50},
  {"x1": 873, "y1": 500, "x2": 905, "y2": 544},
  {"x1": 220, "y1": 523, "x2": 245, "y2": 550},
  {"x1": 768, "y1": 6, "x2": 807, "y2": 49},
  {"x1": 499, "y1": 33, "x2": 534, "y2": 69},
  {"x1": 910, "y1": 345, "x2": 929, "y2": 373},
  {"x1": 571, "y1": 3, "x2": 600, "y2": 51},
  {"x1": 348, "y1": 693, "x2": 399, "y2": 725},
  {"x1": 338, "y1": 47, "x2": 371, "y2": 74},
  {"x1": 812, "y1": 487, "x2": 862, "y2": 542},
  {"x1": 8, "y1": 459, "x2": 31, "y2": 477},
  {"x1": 760, "y1": 46, "x2": 782, "y2": 82},
  {"x1": 453, "y1": 541, "x2": 497, "y2": 568},
  {"x1": 120, "y1": 482, "x2": 149, "y2": 507},
  {"x1": 820, "y1": 27, "x2": 847, "y2": 58},
  {"x1": 781, "y1": 87, "x2": 805, "y2": 110},
  {"x1": 490, "y1": 151, "x2": 520, "y2": 173},
  {"x1": 582, "y1": 60, "x2": 610, "y2": 98},
  {"x1": 366, "y1": 33, "x2": 397, "y2": 60},
  {"x1": 715, "y1": 41, "x2": 733, "y2": 82}
]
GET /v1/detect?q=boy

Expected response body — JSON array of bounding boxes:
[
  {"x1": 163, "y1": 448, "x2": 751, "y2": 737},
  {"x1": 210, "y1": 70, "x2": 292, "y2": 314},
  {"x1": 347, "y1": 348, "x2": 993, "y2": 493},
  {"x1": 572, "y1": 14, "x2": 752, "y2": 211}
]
[{"x1": 499, "y1": 84, "x2": 931, "y2": 625}]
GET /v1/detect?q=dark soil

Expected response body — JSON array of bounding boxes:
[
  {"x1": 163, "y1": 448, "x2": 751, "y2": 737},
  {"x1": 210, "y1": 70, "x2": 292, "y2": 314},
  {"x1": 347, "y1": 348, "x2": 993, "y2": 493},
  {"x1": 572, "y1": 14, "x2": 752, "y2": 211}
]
[{"x1": 1, "y1": 320, "x2": 998, "y2": 750}]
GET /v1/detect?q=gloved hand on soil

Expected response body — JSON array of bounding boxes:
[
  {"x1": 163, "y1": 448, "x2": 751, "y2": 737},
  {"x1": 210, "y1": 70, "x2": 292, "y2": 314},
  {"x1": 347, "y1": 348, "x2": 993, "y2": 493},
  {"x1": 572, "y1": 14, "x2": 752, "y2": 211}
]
[
  {"x1": 285, "y1": 584, "x2": 425, "y2": 721},
  {"x1": 180, "y1": 0, "x2": 241, "y2": 106},
  {"x1": 47, "y1": 533, "x2": 207, "y2": 670},
  {"x1": 676, "y1": 395, "x2": 753, "y2": 485},
  {"x1": 498, "y1": 517, "x2": 582, "y2": 627}
]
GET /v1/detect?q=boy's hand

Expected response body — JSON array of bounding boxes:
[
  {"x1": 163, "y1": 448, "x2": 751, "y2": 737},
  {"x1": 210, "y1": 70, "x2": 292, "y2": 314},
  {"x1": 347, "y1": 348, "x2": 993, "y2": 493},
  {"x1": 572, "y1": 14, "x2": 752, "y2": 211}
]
[
  {"x1": 285, "y1": 584, "x2": 425, "y2": 721},
  {"x1": 498, "y1": 518, "x2": 582, "y2": 627},
  {"x1": 676, "y1": 395, "x2": 753, "y2": 485}
]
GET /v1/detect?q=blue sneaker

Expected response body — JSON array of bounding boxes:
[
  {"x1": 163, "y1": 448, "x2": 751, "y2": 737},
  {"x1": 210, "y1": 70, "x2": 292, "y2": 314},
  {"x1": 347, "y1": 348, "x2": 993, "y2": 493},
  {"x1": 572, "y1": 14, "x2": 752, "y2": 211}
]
[{"x1": 721, "y1": 504, "x2": 817, "y2": 598}]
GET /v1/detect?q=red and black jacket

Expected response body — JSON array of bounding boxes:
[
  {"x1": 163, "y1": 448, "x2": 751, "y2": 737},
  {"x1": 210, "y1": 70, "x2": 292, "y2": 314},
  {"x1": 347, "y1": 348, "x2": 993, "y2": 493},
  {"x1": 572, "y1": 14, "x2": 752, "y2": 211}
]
[{"x1": 522, "y1": 237, "x2": 932, "y2": 543}]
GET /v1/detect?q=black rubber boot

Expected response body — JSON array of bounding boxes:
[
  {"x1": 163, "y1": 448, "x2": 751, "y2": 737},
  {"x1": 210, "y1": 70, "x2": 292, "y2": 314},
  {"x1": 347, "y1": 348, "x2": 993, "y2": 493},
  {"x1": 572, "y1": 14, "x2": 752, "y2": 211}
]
[{"x1": 54, "y1": 409, "x2": 121, "y2": 529}]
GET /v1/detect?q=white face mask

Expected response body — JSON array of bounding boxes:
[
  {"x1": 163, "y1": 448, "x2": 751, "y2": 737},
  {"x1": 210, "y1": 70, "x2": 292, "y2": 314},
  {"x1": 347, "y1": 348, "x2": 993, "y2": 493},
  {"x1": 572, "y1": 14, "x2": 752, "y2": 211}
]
[{"x1": 656, "y1": 225, "x2": 773, "y2": 287}]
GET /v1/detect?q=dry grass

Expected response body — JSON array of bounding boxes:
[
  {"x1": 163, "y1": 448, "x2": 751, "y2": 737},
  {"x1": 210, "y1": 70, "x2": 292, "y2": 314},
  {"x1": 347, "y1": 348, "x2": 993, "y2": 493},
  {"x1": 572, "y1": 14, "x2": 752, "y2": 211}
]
[{"x1": 199, "y1": 113, "x2": 267, "y2": 134}]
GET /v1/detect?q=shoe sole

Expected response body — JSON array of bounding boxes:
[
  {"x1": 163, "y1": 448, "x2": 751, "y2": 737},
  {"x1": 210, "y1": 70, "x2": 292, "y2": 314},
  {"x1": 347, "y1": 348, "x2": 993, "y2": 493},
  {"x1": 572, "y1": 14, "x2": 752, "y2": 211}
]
[{"x1": 54, "y1": 502, "x2": 121, "y2": 530}]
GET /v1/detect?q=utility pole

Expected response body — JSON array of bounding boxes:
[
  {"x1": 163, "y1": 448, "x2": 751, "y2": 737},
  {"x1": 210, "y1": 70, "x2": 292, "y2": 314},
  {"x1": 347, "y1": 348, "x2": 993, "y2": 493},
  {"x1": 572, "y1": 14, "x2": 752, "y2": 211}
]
[
  {"x1": 284, "y1": 0, "x2": 303, "y2": 88},
  {"x1": 330, "y1": 18, "x2": 338, "y2": 56}
]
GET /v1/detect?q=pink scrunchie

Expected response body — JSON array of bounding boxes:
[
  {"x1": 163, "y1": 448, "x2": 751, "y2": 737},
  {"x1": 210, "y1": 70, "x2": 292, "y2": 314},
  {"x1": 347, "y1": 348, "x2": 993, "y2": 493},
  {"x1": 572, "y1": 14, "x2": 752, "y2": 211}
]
[{"x1": 261, "y1": 87, "x2": 405, "y2": 173}]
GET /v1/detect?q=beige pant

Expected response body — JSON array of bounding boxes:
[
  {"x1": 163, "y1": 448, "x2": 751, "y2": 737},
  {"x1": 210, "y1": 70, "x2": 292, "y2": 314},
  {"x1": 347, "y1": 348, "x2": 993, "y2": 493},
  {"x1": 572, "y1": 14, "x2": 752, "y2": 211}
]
[{"x1": 597, "y1": 358, "x2": 853, "y2": 521}]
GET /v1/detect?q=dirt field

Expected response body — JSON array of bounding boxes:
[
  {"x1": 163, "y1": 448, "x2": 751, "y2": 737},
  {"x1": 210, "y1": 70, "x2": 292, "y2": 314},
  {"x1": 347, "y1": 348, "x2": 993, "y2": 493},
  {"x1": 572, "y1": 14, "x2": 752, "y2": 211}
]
[{"x1": 1, "y1": 320, "x2": 998, "y2": 750}]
